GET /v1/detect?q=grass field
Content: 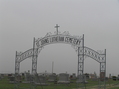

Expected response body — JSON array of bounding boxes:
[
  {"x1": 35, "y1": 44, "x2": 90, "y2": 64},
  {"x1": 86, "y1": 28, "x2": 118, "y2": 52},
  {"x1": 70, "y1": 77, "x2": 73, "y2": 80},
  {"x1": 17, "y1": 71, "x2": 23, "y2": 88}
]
[{"x1": 0, "y1": 76, "x2": 119, "y2": 89}]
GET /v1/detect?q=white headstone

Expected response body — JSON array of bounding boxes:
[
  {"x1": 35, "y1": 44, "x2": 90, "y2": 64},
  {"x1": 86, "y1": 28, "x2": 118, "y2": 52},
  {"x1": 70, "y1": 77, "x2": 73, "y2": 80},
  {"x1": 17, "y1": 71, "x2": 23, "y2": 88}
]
[
  {"x1": 22, "y1": 72, "x2": 31, "y2": 83},
  {"x1": 57, "y1": 73, "x2": 70, "y2": 84}
]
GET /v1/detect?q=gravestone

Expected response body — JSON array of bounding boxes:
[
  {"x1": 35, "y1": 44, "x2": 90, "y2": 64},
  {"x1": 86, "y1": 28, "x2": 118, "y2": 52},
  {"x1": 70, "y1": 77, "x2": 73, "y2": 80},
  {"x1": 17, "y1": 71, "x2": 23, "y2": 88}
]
[
  {"x1": 22, "y1": 73, "x2": 24, "y2": 76},
  {"x1": 57, "y1": 73, "x2": 70, "y2": 84},
  {"x1": 89, "y1": 72, "x2": 97, "y2": 81},
  {"x1": 100, "y1": 72, "x2": 105, "y2": 81},
  {"x1": 48, "y1": 74, "x2": 57, "y2": 82},
  {"x1": 76, "y1": 75, "x2": 88, "y2": 83},
  {"x1": 84, "y1": 73, "x2": 89, "y2": 80},
  {"x1": 8, "y1": 74, "x2": 12, "y2": 77},
  {"x1": 9, "y1": 76, "x2": 15, "y2": 83},
  {"x1": 109, "y1": 74, "x2": 112, "y2": 79},
  {"x1": 22, "y1": 72, "x2": 31, "y2": 83},
  {"x1": 117, "y1": 75, "x2": 119, "y2": 81},
  {"x1": 112, "y1": 76, "x2": 117, "y2": 81},
  {"x1": 35, "y1": 75, "x2": 48, "y2": 85},
  {"x1": 0, "y1": 75, "x2": 1, "y2": 80},
  {"x1": 8, "y1": 74, "x2": 13, "y2": 80},
  {"x1": 92, "y1": 72, "x2": 98, "y2": 81},
  {"x1": 0, "y1": 74, "x2": 4, "y2": 79},
  {"x1": 21, "y1": 73, "x2": 25, "y2": 80},
  {"x1": 105, "y1": 77, "x2": 108, "y2": 81},
  {"x1": 16, "y1": 75, "x2": 22, "y2": 83}
]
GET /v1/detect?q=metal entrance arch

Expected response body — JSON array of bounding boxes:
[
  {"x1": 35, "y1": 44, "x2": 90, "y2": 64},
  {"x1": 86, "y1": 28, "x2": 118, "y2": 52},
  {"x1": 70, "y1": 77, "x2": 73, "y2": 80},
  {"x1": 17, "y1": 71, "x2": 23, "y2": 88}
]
[
  {"x1": 15, "y1": 31, "x2": 83, "y2": 74},
  {"x1": 15, "y1": 30, "x2": 83, "y2": 89},
  {"x1": 15, "y1": 26, "x2": 106, "y2": 89}
]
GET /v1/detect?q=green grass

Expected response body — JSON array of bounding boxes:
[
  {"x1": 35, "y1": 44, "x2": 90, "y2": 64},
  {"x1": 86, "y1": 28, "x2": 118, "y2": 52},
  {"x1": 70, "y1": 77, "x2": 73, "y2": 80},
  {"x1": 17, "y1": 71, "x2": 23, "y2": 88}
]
[
  {"x1": 0, "y1": 77, "x2": 119, "y2": 89},
  {"x1": 0, "y1": 77, "x2": 14, "y2": 89}
]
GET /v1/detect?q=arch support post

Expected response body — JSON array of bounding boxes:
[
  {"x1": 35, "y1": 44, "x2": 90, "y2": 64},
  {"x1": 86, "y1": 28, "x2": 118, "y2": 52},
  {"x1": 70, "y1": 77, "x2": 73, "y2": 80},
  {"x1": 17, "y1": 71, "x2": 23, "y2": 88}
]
[
  {"x1": 78, "y1": 47, "x2": 84, "y2": 76},
  {"x1": 32, "y1": 38, "x2": 38, "y2": 75},
  {"x1": 77, "y1": 34, "x2": 85, "y2": 88},
  {"x1": 99, "y1": 49, "x2": 106, "y2": 89},
  {"x1": 31, "y1": 38, "x2": 38, "y2": 89},
  {"x1": 32, "y1": 55, "x2": 37, "y2": 74},
  {"x1": 15, "y1": 51, "x2": 20, "y2": 89},
  {"x1": 15, "y1": 51, "x2": 20, "y2": 75}
]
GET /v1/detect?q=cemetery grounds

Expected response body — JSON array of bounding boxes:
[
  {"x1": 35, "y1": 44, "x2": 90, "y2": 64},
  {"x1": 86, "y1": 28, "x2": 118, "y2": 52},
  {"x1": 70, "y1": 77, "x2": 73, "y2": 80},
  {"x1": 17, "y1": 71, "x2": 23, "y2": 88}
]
[{"x1": 0, "y1": 76, "x2": 119, "y2": 89}]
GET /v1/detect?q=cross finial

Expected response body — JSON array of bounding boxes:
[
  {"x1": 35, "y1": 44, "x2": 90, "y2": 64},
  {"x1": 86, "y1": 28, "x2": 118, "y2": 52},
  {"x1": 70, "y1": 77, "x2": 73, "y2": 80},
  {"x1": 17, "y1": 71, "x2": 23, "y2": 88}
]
[{"x1": 55, "y1": 24, "x2": 60, "y2": 35}]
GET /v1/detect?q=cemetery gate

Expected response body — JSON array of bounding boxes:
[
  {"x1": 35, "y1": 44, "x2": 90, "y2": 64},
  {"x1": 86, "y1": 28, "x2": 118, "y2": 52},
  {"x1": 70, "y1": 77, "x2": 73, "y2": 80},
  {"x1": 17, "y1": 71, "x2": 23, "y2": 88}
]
[{"x1": 15, "y1": 25, "x2": 106, "y2": 89}]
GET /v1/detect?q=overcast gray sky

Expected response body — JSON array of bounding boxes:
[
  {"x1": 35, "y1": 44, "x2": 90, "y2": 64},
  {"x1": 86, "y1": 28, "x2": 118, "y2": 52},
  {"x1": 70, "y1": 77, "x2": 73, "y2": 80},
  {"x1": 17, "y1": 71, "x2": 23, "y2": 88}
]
[{"x1": 0, "y1": 0, "x2": 119, "y2": 76}]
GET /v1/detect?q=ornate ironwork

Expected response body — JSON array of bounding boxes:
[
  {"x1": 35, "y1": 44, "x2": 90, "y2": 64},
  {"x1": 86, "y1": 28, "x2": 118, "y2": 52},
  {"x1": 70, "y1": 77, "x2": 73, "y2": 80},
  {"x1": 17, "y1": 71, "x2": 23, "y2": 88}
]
[
  {"x1": 15, "y1": 27, "x2": 106, "y2": 89},
  {"x1": 71, "y1": 45, "x2": 78, "y2": 52},
  {"x1": 35, "y1": 34, "x2": 82, "y2": 48},
  {"x1": 32, "y1": 55, "x2": 38, "y2": 74},
  {"x1": 16, "y1": 49, "x2": 38, "y2": 62},
  {"x1": 62, "y1": 31, "x2": 70, "y2": 36},
  {"x1": 15, "y1": 48, "x2": 38, "y2": 74},
  {"x1": 78, "y1": 46, "x2": 106, "y2": 89},
  {"x1": 78, "y1": 47, "x2": 84, "y2": 75},
  {"x1": 32, "y1": 38, "x2": 38, "y2": 75},
  {"x1": 82, "y1": 47, "x2": 104, "y2": 63},
  {"x1": 45, "y1": 32, "x2": 52, "y2": 37},
  {"x1": 15, "y1": 51, "x2": 20, "y2": 74}
]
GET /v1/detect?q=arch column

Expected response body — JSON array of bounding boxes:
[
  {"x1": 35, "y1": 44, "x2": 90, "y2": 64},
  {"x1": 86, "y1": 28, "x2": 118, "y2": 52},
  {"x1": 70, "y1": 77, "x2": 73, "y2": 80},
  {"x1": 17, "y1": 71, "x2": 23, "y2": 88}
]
[
  {"x1": 32, "y1": 55, "x2": 38, "y2": 74},
  {"x1": 77, "y1": 34, "x2": 85, "y2": 88},
  {"x1": 99, "y1": 49, "x2": 106, "y2": 89},
  {"x1": 78, "y1": 34, "x2": 84, "y2": 76},
  {"x1": 78, "y1": 47, "x2": 84, "y2": 76},
  {"x1": 32, "y1": 38, "x2": 38, "y2": 75},
  {"x1": 15, "y1": 51, "x2": 20, "y2": 75}
]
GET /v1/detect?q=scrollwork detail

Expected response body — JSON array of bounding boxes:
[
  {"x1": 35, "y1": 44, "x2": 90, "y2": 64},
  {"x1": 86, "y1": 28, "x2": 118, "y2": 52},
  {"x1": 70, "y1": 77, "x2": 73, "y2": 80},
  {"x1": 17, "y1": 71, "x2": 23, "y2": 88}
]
[
  {"x1": 17, "y1": 52, "x2": 22, "y2": 56},
  {"x1": 62, "y1": 31, "x2": 70, "y2": 36},
  {"x1": 45, "y1": 32, "x2": 52, "y2": 37}
]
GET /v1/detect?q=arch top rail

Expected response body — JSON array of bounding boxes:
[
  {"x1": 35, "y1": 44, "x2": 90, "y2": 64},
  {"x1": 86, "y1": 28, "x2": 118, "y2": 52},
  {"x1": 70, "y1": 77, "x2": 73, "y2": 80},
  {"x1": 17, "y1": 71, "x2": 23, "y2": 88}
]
[
  {"x1": 35, "y1": 32, "x2": 83, "y2": 48},
  {"x1": 79, "y1": 46, "x2": 106, "y2": 63},
  {"x1": 16, "y1": 48, "x2": 38, "y2": 63}
]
